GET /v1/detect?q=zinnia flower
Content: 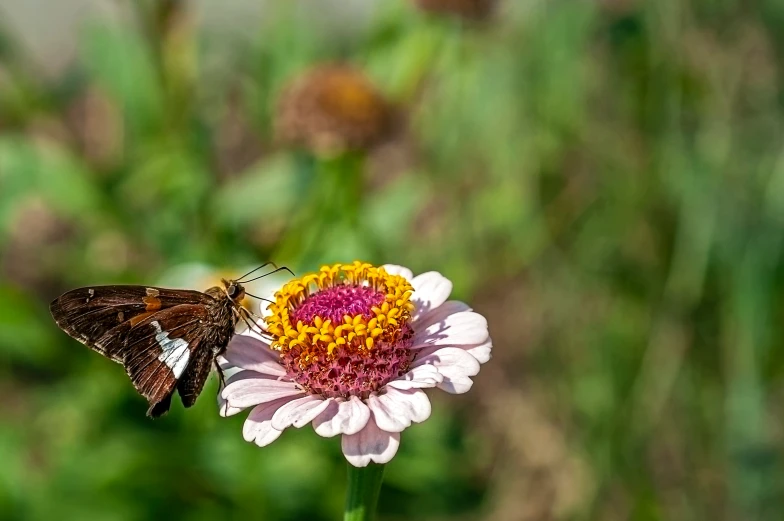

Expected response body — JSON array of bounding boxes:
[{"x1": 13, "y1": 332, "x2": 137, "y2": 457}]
[{"x1": 219, "y1": 261, "x2": 491, "y2": 467}]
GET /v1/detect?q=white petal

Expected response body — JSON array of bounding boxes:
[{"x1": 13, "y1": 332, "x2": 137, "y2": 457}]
[
  {"x1": 385, "y1": 364, "x2": 443, "y2": 390},
  {"x1": 367, "y1": 388, "x2": 431, "y2": 433},
  {"x1": 218, "y1": 400, "x2": 245, "y2": 417},
  {"x1": 416, "y1": 337, "x2": 493, "y2": 366},
  {"x1": 437, "y1": 376, "x2": 474, "y2": 393},
  {"x1": 223, "y1": 335, "x2": 286, "y2": 376},
  {"x1": 222, "y1": 375, "x2": 304, "y2": 408},
  {"x1": 291, "y1": 398, "x2": 333, "y2": 428},
  {"x1": 410, "y1": 272, "x2": 453, "y2": 320},
  {"x1": 414, "y1": 347, "x2": 481, "y2": 375},
  {"x1": 381, "y1": 264, "x2": 413, "y2": 281},
  {"x1": 312, "y1": 396, "x2": 371, "y2": 437},
  {"x1": 341, "y1": 414, "x2": 401, "y2": 467},
  {"x1": 218, "y1": 370, "x2": 256, "y2": 416},
  {"x1": 311, "y1": 399, "x2": 340, "y2": 436},
  {"x1": 413, "y1": 347, "x2": 481, "y2": 394},
  {"x1": 465, "y1": 338, "x2": 492, "y2": 364},
  {"x1": 217, "y1": 356, "x2": 242, "y2": 380},
  {"x1": 412, "y1": 311, "x2": 489, "y2": 348},
  {"x1": 219, "y1": 370, "x2": 278, "y2": 415},
  {"x1": 242, "y1": 397, "x2": 293, "y2": 447},
  {"x1": 412, "y1": 306, "x2": 492, "y2": 366},
  {"x1": 415, "y1": 300, "x2": 472, "y2": 330},
  {"x1": 271, "y1": 395, "x2": 330, "y2": 430},
  {"x1": 222, "y1": 369, "x2": 269, "y2": 388}
]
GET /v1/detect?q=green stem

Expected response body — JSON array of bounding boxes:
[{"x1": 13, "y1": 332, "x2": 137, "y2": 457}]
[{"x1": 344, "y1": 463, "x2": 385, "y2": 521}]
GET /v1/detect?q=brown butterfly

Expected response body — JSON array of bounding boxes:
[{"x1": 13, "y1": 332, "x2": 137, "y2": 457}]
[{"x1": 49, "y1": 264, "x2": 290, "y2": 417}]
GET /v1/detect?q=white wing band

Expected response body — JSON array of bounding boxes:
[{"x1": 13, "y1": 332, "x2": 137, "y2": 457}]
[{"x1": 151, "y1": 321, "x2": 190, "y2": 378}]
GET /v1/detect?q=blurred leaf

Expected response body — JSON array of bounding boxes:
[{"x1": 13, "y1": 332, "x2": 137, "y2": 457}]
[
  {"x1": 0, "y1": 137, "x2": 105, "y2": 239},
  {"x1": 364, "y1": 21, "x2": 442, "y2": 100},
  {"x1": 121, "y1": 144, "x2": 210, "y2": 213},
  {"x1": 0, "y1": 428, "x2": 28, "y2": 518},
  {"x1": 364, "y1": 172, "x2": 428, "y2": 248},
  {"x1": 0, "y1": 284, "x2": 58, "y2": 365},
  {"x1": 212, "y1": 154, "x2": 302, "y2": 227},
  {"x1": 79, "y1": 23, "x2": 165, "y2": 136}
]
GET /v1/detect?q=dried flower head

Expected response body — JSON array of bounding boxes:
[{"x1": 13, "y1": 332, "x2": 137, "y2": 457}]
[
  {"x1": 219, "y1": 262, "x2": 492, "y2": 467},
  {"x1": 274, "y1": 65, "x2": 391, "y2": 155},
  {"x1": 413, "y1": 0, "x2": 497, "y2": 19}
]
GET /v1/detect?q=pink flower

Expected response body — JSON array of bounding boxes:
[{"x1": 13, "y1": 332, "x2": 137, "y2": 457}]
[{"x1": 219, "y1": 262, "x2": 491, "y2": 467}]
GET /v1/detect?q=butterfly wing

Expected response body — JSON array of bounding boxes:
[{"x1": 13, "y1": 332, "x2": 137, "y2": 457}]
[
  {"x1": 50, "y1": 285, "x2": 212, "y2": 362},
  {"x1": 177, "y1": 346, "x2": 215, "y2": 409},
  {"x1": 121, "y1": 304, "x2": 214, "y2": 417}
]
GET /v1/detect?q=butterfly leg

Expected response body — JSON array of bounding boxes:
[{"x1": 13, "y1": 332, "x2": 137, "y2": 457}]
[{"x1": 214, "y1": 359, "x2": 231, "y2": 416}]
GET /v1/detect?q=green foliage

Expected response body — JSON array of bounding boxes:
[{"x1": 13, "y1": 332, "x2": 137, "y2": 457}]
[{"x1": 1, "y1": 1, "x2": 784, "y2": 520}]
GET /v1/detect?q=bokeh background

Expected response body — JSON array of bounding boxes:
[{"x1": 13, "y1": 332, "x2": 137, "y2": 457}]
[{"x1": 2, "y1": 0, "x2": 784, "y2": 519}]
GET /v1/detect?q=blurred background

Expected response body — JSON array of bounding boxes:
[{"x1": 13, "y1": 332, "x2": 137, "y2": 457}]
[{"x1": 2, "y1": 0, "x2": 784, "y2": 519}]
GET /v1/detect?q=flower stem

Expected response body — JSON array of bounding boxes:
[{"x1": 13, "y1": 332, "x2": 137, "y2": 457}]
[{"x1": 344, "y1": 463, "x2": 385, "y2": 521}]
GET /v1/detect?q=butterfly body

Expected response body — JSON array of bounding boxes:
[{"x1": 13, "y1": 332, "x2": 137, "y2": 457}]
[{"x1": 50, "y1": 280, "x2": 248, "y2": 417}]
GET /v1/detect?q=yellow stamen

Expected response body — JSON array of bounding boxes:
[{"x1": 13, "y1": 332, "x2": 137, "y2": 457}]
[{"x1": 265, "y1": 261, "x2": 414, "y2": 366}]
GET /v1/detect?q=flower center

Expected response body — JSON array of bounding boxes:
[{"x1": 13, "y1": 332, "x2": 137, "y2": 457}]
[
  {"x1": 290, "y1": 285, "x2": 385, "y2": 326},
  {"x1": 265, "y1": 262, "x2": 416, "y2": 399}
]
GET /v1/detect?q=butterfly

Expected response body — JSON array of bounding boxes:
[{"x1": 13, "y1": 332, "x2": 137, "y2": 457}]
[{"x1": 49, "y1": 264, "x2": 291, "y2": 417}]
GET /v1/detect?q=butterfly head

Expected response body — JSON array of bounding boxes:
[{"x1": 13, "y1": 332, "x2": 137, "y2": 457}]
[{"x1": 221, "y1": 279, "x2": 246, "y2": 303}]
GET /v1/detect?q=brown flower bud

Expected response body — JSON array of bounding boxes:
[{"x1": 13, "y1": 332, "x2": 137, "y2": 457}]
[
  {"x1": 274, "y1": 65, "x2": 391, "y2": 155},
  {"x1": 413, "y1": 0, "x2": 497, "y2": 20}
]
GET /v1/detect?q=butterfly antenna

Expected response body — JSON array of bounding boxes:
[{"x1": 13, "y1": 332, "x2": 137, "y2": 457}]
[
  {"x1": 244, "y1": 292, "x2": 274, "y2": 304},
  {"x1": 235, "y1": 262, "x2": 277, "y2": 283},
  {"x1": 240, "y1": 266, "x2": 295, "y2": 284}
]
